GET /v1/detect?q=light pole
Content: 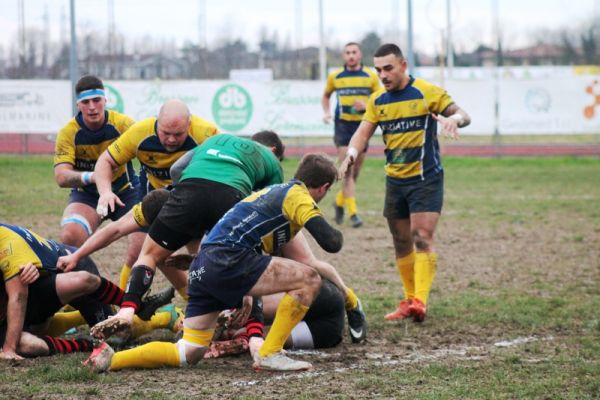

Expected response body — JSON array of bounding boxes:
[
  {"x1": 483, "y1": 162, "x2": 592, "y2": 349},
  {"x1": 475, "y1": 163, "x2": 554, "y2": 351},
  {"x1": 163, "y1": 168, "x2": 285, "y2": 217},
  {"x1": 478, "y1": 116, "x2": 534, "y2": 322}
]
[{"x1": 69, "y1": 0, "x2": 79, "y2": 115}]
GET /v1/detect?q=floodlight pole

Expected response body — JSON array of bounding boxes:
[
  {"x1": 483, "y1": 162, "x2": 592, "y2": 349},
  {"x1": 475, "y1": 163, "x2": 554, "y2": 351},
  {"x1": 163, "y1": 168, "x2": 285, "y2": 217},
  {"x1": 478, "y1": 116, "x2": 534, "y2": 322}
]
[
  {"x1": 446, "y1": 0, "x2": 454, "y2": 77},
  {"x1": 318, "y1": 0, "x2": 326, "y2": 81},
  {"x1": 69, "y1": 0, "x2": 79, "y2": 115},
  {"x1": 407, "y1": 0, "x2": 416, "y2": 75}
]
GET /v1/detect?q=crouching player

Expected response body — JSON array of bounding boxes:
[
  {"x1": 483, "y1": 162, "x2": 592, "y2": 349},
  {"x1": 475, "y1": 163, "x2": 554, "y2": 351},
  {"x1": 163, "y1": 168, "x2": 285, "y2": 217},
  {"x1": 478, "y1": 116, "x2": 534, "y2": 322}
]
[{"x1": 86, "y1": 154, "x2": 343, "y2": 372}]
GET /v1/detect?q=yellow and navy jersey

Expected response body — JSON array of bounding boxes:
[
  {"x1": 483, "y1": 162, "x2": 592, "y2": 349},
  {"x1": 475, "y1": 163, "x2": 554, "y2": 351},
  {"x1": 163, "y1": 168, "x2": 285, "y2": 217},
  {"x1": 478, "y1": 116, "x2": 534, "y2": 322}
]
[
  {"x1": 0, "y1": 223, "x2": 66, "y2": 282},
  {"x1": 131, "y1": 202, "x2": 149, "y2": 228},
  {"x1": 203, "y1": 180, "x2": 322, "y2": 255},
  {"x1": 364, "y1": 77, "x2": 454, "y2": 183},
  {"x1": 54, "y1": 110, "x2": 138, "y2": 195},
  {"x1": 107, "y1": 115, "x2": 218, "y2": 190},
  {"x1": 324, "y1": 65, "x2": 380, "y2": 122}
]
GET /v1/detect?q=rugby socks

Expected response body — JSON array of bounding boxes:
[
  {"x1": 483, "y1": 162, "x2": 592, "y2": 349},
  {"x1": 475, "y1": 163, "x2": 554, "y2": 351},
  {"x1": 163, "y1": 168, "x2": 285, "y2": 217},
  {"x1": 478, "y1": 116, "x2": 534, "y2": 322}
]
[
  {"x1": 335, "y1": 191, "x2": 345, "y2": 208},
  {"x1": 91, "y1": 277, "x2": 124, "y2": 305},
  {"x1": 130, "y1": 312, "x2": 172, "y2": 338},
  {"x1": 344, "y1": 287, "x2": 359, "y2": 310},
  {"x1": 118, "y1": 263, "x2": 131, "y2": 290},
  {"x1": 245, "y1": 315, "x2": 265, "y2": 339},
  {"x1": 396, "y1": 251, "x2": 416, "y2": 300},
  {"x1": 414, "y1": 252, "x2": 437, "y2": 305},
  {"x1": 110, "y1": 342, "x2": 181, "y2": 370},
  {"x1": 42, "y1": 336, "x2": 93, "y2": 355},
  {"x1": 46, "y1": 311, "x2": 86, "y2": 336},
  {"x1": 177, "y1": 287, "x2": 189, "y2": 301},
  {"x1": 259, "y1": 294, "x2": 308, "y2": 357},
  {"x1": 346, "y1": 197, "x2": 358, "y2": 216}
]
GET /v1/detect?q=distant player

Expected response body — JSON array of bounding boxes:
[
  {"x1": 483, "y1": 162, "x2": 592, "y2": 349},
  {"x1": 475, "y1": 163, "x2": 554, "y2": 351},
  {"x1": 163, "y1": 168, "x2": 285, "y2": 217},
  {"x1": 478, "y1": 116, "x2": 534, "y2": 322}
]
[
  {"x1": 322, "y1": 42, "x2": 380, "y2": 228},
  {"x1": 339, "y1": 43, "x2": 471, "y2": 323}
]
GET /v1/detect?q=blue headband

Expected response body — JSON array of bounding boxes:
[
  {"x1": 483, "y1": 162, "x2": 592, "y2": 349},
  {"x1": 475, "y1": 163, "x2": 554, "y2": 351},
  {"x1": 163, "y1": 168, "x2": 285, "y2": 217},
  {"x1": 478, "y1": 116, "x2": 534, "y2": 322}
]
[{"x1": 77, "y1": 89, "x2": 105, "y2": 102}]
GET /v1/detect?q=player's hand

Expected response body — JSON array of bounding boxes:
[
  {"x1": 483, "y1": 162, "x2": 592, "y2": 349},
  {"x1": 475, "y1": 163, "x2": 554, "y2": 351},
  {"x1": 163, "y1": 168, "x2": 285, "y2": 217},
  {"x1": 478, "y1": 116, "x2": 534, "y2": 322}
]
[
  {"x1": 432, "y1": 113, "x2": 460, "y2": 140},
  {"x1": 323, "y1": 112, "x2": 332, "y2": 124},
  {"x1": 352, "y1": 99, "x2": 366, "y2": 113},
  {"x1": 0, "y1": 349, "x2": 23, "y2": 361},
  {"x1": 162, "y1": 254, "x2": 194, "y2": 271},
  {"x1": 230, "y1": 296, "x2": 252, "y2": 328},
  {"x1": 57, "y1": 253, "x2": 79, "y2": 272},
  {"x1": 97, "y1": 192, "x2": 124, "y2": 217},
  {"x1": 203, "y1": 337, "x2": 249, "y2": 359},
  {"x1": 19, "y1": 262, "x2": 39, "y2": 285},
  {"x1": 338, "y1": 155, "x2": 355, "y2": 180}
]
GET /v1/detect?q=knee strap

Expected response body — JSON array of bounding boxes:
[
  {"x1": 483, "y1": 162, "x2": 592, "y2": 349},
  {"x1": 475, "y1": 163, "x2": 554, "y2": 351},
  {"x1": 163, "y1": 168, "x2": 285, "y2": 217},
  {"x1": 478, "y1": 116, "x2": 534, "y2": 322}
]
[{"x1": 121, "y1": 265, "x2": 154, "y2": 310}]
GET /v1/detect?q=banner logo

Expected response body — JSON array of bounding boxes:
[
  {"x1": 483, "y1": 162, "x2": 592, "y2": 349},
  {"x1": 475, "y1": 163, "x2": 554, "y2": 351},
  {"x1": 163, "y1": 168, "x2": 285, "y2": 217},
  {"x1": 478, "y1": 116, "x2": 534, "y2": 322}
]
[
  {"x1": 584, "y1": 79, "x2": 600, "y2": 119},
  {"x1": 105, "y1": 84, "x2": 125, "y2": 113},
  {"x1": 212, "y1": 84, "x2": 253, "y2": 132}
]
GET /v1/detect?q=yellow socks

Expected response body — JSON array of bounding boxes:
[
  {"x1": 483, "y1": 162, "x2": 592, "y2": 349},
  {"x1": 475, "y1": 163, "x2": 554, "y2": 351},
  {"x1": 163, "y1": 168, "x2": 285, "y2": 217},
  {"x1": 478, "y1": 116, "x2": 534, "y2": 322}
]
[
  {"x1": 177, "y1": 287, "x2": 189, "y2": 301},
  {"x1": 46, "y1": 311, "x2": 86, "y2": 336},
  {"x1": 346, "y1": 197, "x2": 358, "y2": 216},
  {"x1": 259, "y1": 294, "x2": 308, "y2": 357},
  {"x1": 182, "y1": 326, "x2": 213, "y2": 347},
  {"x1": 414, "y1": 252, "x2": 437, "y2": 305},
  {"x1": 110, "y1": 342, "x2": 180, "y2": 370},
  {"x1": 396, "y1": 251, "x2": 416, "y2": 300},
  {"x1": 345, "y1": 287, "x2": 359, "y2": 310},
  {"x1": 335, "y1": 191, "x2": 345, "y2": 207},
  {"x1": 130, "y1": 311, "x2": 172, "y2": 339},
  {"x1": 119, "y1": 263, "x2": 131, "y2": 290}
]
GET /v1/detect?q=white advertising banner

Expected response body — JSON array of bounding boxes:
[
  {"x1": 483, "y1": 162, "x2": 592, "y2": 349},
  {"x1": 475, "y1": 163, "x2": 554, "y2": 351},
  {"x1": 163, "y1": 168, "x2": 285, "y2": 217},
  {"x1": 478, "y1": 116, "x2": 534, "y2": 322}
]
[{"x1": 1, "y1": 77, "x2": 599, "y2": 135}]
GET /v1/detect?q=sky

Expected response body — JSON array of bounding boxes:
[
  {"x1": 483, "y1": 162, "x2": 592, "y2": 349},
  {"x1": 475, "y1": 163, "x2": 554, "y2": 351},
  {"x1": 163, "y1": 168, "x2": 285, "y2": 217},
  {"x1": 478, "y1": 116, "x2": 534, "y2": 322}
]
[{"x1": 1, "y1": 0, "x2": 599, "y2": 55}]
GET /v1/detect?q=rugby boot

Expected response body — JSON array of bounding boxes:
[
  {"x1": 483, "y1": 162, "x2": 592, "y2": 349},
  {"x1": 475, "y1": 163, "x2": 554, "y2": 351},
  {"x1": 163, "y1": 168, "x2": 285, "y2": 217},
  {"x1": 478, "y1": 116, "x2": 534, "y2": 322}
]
[
  {"x1": 408, "y1": 298, "x2": 427, "y2": 323},
  {"x1": 137, "y1": 286, "x2": 176, "y2": 321},
  {"x1": 350, "y1": 214, "x2": 363, "y2": 228},
  {"x1": 253, "y1": 351, "x2": 312, "y2": 372},
  {"x1": 334, "y1": 204, "x2": 344, "y2": 225},
  {"x1": 83, "y1": 341, "x2": 114, "y2": 373},
  {"x1": 384, "y1": 299, "x2": 413, "y2": 321},
  {"x1": 347, "y1": 299, "x2": 367, "y2": 343}
]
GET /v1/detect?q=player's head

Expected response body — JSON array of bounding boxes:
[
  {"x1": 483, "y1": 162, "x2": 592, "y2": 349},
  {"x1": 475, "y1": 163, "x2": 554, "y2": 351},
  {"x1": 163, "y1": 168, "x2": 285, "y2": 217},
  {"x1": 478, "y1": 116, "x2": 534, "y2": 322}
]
[
  {"x1": 293, "y1": 153, "x2": 338, "y2": 203},
  {"x1": 75, "y1": 75, "x2": 106, "y2": 128},
  {"x1": 141, "y1": 189, "x2": 170, "y2": 225},
  {"x1": 373, "y1": 43, "x2": 408, "y2": 92},
  {"x1": 343, "y1": 42, "x2": 362, "y2": 69},
  {"x1": 252, "y1": 130, "x2": 285, "y2": 161},
  {"x1": 157, "y1": 99, "x2": 191, "y2": 153}
]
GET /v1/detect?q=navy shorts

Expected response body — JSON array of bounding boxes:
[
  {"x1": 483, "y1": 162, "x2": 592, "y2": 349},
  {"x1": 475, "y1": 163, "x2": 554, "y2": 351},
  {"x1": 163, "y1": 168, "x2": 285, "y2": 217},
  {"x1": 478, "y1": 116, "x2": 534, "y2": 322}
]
[
  {"x1": 383, "y1": 172, "x2": 444, "y2": 219},
  {"x1": 185, "y1": 245, "x2": 271, "y2": 317},
  {"x1": 68, "y1": 186, "x2": 140, "y2": 221},
  {"x1": 334, "y1": 120, "x2": 368, "y2": 152}
]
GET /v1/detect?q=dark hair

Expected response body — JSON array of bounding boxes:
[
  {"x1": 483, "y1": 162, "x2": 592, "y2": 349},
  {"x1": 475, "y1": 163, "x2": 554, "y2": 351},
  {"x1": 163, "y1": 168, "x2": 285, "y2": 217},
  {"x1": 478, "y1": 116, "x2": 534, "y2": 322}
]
[
  {"x1": 252, "y1": 130, "x2": 285, "y2": 161},
  {"x1": 374, "y1": 43, "x2": 404, "y2": 59},
  {"x1": 141, "y1": 189, "x2": 170, "y2": 225},
  {"x1": 75, "y1": 75, "x2": 104, "y2": 95},
  {"x1": 293, "y1": 153, "x2": 337, "y2": 188},
  {"x1": 344, "y1": 42, "x2": 360, "y2": 49}
]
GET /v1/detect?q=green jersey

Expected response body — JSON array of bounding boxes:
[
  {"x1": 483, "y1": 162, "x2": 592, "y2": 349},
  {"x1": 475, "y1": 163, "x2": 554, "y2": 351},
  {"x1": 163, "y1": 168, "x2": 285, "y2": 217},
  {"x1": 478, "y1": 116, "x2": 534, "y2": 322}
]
[{"x1": 179, "y1": 134, "x2": 283, "y2": 196}]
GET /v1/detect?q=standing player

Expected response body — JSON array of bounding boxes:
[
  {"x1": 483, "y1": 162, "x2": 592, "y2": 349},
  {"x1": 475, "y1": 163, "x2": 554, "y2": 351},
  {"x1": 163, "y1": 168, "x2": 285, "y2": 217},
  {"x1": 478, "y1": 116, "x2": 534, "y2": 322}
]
[
  {"x1": 54, "y1": 75, "x2": 144, "y2": 289},
  {"x1": 85, "y1": 154, "x2": 343, "y2": 372},
  {"x1": 322, "y1": 42, "x2": 380, "y2": 228},
  {"x1": 339, "y1": 44, "x2": 471, "y2": 323},
  {"x1": 93, "y1": 99, "x2": 218, "y2": 293}
]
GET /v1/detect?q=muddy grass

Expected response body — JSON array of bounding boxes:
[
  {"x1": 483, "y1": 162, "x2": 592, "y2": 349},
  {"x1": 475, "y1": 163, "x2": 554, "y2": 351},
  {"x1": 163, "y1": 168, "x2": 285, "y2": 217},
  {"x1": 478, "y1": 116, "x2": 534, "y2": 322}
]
[{"x1": 1, "y1": 198, "x2": 597, "y2": 399}]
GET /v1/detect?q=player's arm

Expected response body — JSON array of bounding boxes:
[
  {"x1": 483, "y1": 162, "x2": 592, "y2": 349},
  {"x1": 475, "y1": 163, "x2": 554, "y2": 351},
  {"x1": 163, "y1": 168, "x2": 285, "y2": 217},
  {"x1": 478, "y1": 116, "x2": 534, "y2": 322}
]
[
  {"x1": 170, "y1": 149, "x2": 194, "y2": 185},
  {"x1": 54, "y1": 163, "x2": 96, "y2": 188},
  {"x1": 433, "y1": 103, "x2": 471, "y2": 140},
  {"x1": 338, "y1": 120, "x2": 377, "y2": 179},
  {"x1": 57, "y1": 209, "x2": 140, "y2": 272},
  {"x1": 1, "y1": 276, "x2": 28, "y2": 360},
  {"x1": 321, "y1": 90, "x2": 333, "y2": 124},
  {"x1": 304, "y1": 216, "x2": 343, "y2": 253},
  {"x1": 94, "y1": 150, "x2": 124, "y2": 215}
]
